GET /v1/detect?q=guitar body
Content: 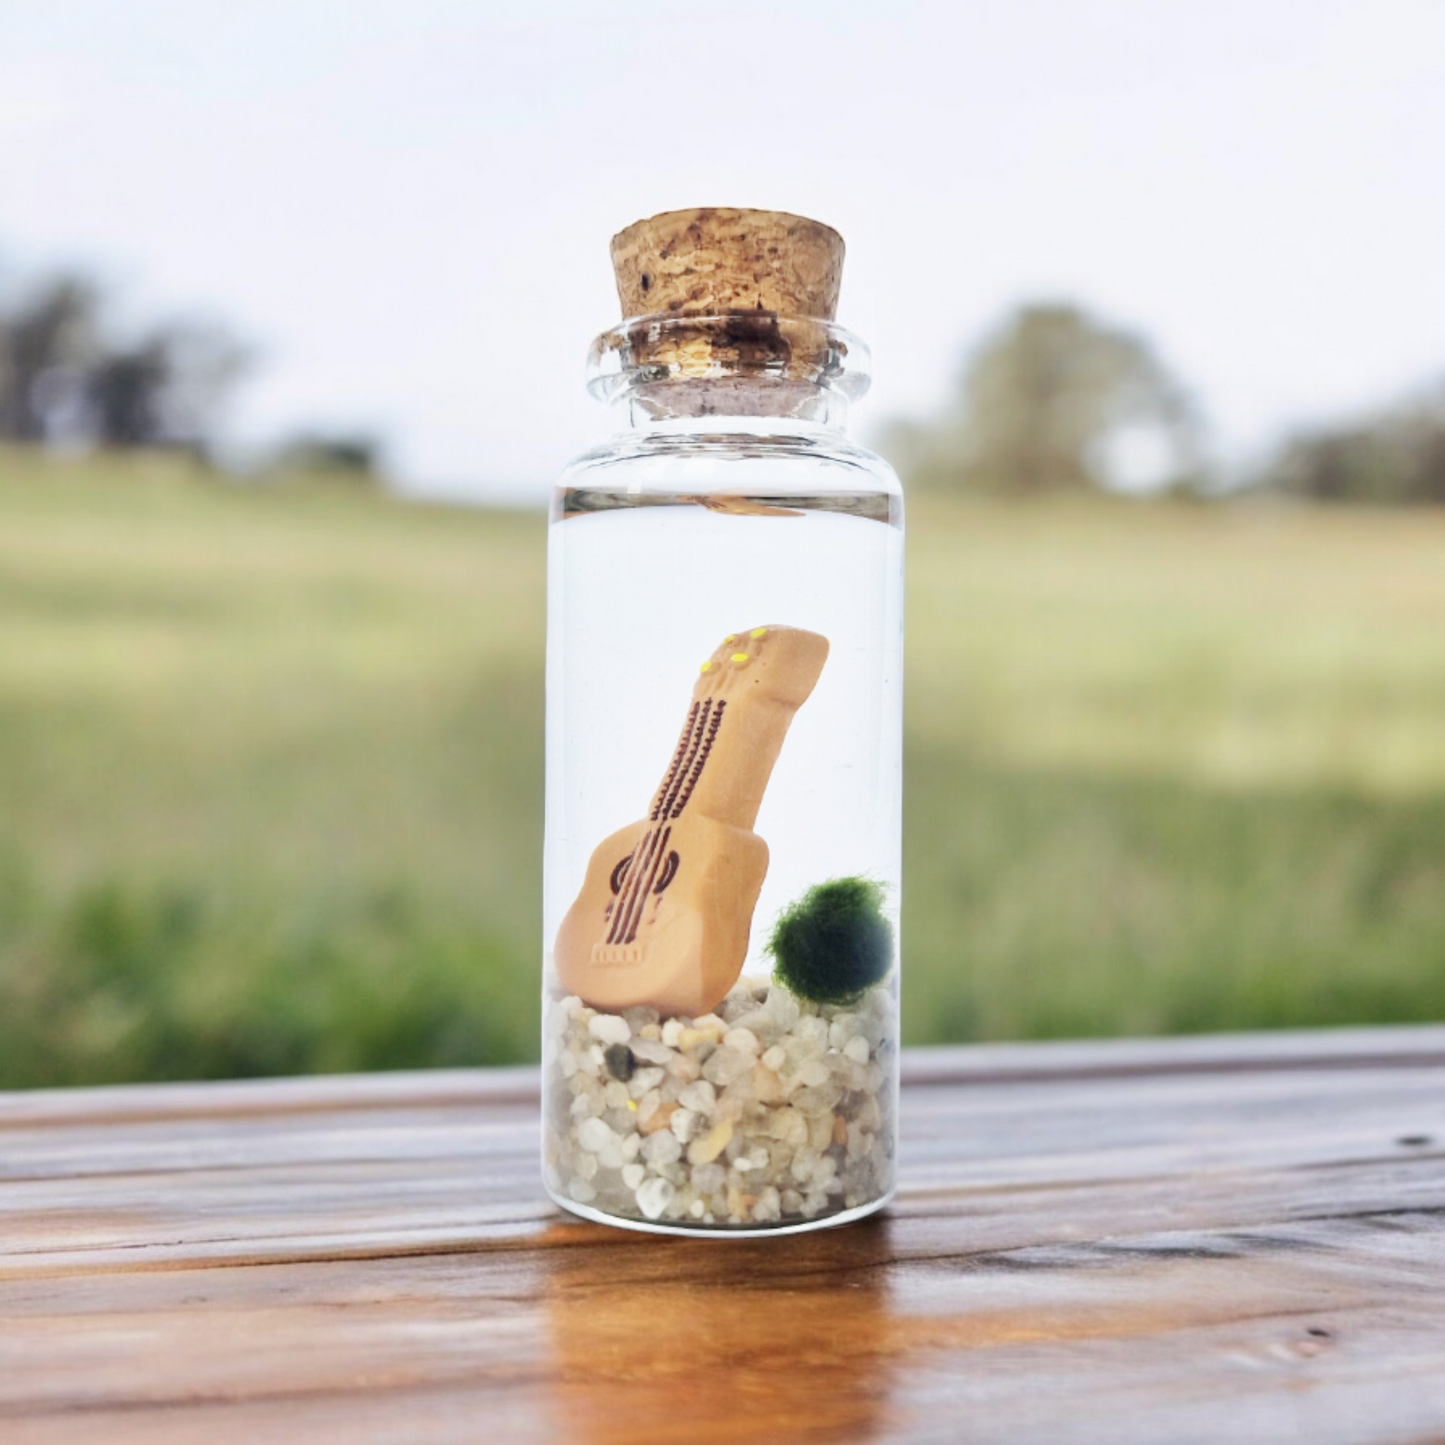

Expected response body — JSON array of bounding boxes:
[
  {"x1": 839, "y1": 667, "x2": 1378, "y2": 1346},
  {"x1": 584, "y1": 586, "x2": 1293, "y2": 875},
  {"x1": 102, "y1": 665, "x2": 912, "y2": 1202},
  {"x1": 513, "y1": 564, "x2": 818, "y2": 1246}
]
[
  {"x1": 553, "y1": 624, "x2": 828, "y2": 1018},
  {"x1": 553, "y1": 815, "x2": 768, "y2": 1017}
]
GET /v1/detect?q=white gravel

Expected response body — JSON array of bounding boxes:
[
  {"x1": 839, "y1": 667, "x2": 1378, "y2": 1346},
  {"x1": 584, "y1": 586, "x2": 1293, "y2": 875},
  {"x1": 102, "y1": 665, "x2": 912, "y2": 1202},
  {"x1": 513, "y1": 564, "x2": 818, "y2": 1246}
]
[{"x1": 544, "y1": 974, "x2": 895, "y2": 1230}]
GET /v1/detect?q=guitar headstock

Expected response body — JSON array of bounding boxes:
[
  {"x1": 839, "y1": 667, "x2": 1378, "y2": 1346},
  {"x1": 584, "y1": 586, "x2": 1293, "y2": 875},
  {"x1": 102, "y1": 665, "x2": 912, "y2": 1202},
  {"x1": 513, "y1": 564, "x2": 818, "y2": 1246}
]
[{"x1": 693, "y1": 625, "x2": 829, "y2": 709}]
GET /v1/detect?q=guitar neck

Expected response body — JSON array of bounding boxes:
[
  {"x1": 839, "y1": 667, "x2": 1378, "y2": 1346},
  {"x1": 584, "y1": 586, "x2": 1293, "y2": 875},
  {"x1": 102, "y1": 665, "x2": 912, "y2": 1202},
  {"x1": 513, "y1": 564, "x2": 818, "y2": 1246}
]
[{"x1": 646, "y1": 625, "x2": 828, "y2": 833}]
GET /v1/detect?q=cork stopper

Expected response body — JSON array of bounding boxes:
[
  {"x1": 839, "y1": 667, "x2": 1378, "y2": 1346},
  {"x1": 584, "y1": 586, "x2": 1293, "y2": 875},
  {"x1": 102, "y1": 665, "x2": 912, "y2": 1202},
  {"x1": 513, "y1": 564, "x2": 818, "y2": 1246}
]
[{"x1": 610, "y1": 208, "x2": 844, "y2": 321}]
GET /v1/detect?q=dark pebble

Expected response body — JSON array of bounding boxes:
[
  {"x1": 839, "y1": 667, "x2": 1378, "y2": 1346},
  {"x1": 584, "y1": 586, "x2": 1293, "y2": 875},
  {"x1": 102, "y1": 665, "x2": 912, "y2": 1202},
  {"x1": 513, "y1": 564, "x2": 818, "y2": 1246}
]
[{"x1": 604, "y1": 1043, "x2": 634, "y2": 1082}]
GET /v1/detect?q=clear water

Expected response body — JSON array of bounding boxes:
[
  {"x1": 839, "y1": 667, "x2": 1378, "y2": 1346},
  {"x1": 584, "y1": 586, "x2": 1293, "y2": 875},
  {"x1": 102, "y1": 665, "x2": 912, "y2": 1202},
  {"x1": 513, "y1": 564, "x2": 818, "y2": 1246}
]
[{"x1": 543, "y1": 488, "x2": 904, "y2": 986}]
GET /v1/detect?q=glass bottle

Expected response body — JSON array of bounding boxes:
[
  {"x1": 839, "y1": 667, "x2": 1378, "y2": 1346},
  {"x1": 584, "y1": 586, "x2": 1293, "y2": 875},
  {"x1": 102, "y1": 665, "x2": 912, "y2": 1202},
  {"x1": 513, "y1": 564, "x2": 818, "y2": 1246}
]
[{"x1": 542, "y1": 209, "x2": 903, "y2": 1234}]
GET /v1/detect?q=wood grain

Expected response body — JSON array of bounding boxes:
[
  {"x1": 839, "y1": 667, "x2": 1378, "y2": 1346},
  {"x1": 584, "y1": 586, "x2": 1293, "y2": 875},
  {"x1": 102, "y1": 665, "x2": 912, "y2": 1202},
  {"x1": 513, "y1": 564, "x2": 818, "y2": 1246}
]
[{"x1": 2, "y1": 1031, "x2": 1444, "y2": 1443}]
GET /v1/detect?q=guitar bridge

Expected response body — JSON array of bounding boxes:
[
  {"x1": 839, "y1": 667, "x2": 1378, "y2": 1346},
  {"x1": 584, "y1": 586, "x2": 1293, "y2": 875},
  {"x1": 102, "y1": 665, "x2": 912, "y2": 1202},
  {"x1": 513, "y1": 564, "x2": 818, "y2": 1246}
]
[{"x1": 590, "y1": 943, "x2": 644, "y2": 967}]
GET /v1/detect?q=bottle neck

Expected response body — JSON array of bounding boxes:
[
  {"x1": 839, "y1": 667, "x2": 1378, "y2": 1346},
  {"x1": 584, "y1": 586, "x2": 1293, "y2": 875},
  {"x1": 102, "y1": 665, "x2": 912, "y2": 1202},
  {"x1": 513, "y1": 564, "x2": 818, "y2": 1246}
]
[
  {"x1": 617, "y1": 377, "x2": 852, "y2": 430},
  {"x1": 587, "y1": 313, "x2": 870, "y2": 435}
]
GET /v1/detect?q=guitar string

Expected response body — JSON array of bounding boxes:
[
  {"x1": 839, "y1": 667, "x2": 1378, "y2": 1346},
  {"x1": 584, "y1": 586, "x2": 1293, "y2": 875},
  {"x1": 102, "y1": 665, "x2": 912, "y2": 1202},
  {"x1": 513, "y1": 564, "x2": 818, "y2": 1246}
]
[
  {"x1": 608, "y1": 697, "x2": 712, "y2": 944},
  {"x1": 650, "y1": 700, "x2": 699, "y2": 822},
  {"x1": 617, "y1": 692, "x2": 713, "y2": 943},
  {"x1": 671, "y1": 700, "x2": 725, "y2": 818},
  {"x1": 610, "y1": 821, "x2": 665, "y2": 946},
  {"x1": 607, "y1": 700, "x2": 700, "y2": 942},
  {"x1": 658, "y1": 698, "x2": 713, "y2": 819},
  {"x1": 621, "y1": 822, "x2": 672, "y2": 944},
  {"x1": 620, "y1": 695, "x2": 728, "y2": 943},
  {"x1": 607, "y1": 812, "x2": 664, "y2": 946},
  {"x1": 604, "y1": 690, "x2": 699, "y2": 930}
]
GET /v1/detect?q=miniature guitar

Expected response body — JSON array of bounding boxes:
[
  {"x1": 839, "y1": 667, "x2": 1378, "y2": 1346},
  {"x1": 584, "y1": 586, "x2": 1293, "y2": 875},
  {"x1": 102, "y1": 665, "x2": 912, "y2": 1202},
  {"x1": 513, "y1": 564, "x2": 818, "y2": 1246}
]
[{"x1": 554, "y1": 624, "x2": 829, "y2": 1017}]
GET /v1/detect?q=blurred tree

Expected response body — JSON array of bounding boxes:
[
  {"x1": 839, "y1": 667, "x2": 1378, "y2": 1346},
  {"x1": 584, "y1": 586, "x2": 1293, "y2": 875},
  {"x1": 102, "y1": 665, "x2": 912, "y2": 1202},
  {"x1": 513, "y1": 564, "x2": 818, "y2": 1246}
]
[
  {"x1": 92, "y1": 322, "x2": 248, "y2": 449},
  {"x1": 88, "y1": 337, "x2": 171, "y2": 448},
  {"x1": 883, "y1": 302, "x2": 1203, "y2": 496},
  {"x1": 0, "y1": 274, "x2": 101, "y2": 443},
  {"x1": 1254, "y1": 389, "x2": 1445, "y2": 504},
  {"x1": 267, "y1": 431, "x2": 386, "y2": 486},
  {"x1": 0, "y1": 273, "x2": 247, "y2": 452}
]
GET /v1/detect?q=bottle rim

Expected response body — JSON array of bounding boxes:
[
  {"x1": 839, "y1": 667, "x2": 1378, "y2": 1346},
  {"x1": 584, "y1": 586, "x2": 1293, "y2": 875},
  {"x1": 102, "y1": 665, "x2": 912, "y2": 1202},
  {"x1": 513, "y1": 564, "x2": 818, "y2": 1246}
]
[{"x1": 586, "y1": 312, "x2": 872, "y2": 407}]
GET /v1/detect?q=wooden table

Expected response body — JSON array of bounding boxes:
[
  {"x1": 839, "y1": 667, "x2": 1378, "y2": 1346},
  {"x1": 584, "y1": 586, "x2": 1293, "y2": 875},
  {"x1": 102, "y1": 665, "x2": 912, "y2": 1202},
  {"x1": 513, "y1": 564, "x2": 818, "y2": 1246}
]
[{"x1": 3, "y1": 1028, "x2": 1444, "y2": 1443}]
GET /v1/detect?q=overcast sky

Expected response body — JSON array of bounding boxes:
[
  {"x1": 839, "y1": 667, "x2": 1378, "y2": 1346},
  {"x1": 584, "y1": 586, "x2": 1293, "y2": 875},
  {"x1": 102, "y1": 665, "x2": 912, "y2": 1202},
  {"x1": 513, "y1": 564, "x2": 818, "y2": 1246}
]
[{"x1": 2, "y1": 0, "x2": 1442, "y2": 500}]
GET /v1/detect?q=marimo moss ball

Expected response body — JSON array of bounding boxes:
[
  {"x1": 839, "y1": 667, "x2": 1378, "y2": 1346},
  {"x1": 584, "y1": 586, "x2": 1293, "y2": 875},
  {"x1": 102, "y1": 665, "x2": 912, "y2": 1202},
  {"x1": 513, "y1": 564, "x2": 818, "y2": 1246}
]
[{"x1": 767, "y1": 877, "x2": 894, "y2": 1005}]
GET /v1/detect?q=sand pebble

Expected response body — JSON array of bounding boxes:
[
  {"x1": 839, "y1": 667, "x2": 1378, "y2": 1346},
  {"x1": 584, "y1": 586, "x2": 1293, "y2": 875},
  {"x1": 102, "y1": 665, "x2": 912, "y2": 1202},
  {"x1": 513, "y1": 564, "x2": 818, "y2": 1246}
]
[{"x1": 547, "y1": 976, "x2": 894, "y2": 1232}]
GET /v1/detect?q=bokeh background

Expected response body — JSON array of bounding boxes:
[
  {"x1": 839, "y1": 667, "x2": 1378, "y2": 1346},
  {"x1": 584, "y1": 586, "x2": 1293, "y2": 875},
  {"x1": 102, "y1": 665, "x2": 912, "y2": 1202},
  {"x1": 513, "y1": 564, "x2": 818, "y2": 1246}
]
[{"x1": 2, "y1": 1, "x2": 1443, "y2": 1086}]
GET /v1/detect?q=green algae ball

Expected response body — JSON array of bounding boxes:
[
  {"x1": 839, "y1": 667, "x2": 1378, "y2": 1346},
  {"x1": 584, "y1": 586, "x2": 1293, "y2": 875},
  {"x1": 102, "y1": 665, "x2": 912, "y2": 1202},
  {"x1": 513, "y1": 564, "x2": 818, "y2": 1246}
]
[{"x1": 767, "y1": 877, "x2": 894, "y2": 1006}]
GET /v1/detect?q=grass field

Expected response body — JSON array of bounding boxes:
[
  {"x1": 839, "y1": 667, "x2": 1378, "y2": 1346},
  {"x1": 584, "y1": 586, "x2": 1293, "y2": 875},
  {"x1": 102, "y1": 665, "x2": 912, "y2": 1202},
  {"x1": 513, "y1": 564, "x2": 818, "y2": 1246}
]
[{"x1": 1, "y1": 446, "x2": 1443, "y2": 1086}]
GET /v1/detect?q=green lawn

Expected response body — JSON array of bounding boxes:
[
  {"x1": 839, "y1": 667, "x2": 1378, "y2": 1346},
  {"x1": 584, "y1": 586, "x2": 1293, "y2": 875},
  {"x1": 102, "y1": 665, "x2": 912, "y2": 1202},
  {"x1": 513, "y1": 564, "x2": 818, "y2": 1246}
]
[{"x1": 1, "y1": 447, "x2": 1442, "y2": 1086}]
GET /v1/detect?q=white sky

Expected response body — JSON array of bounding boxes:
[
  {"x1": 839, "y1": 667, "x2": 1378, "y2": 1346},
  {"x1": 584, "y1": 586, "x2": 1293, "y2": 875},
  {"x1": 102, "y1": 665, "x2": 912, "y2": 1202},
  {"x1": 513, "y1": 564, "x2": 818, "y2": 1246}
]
[{"x1": 1, "y1": 0, "x2": 1442, "y2": 501}]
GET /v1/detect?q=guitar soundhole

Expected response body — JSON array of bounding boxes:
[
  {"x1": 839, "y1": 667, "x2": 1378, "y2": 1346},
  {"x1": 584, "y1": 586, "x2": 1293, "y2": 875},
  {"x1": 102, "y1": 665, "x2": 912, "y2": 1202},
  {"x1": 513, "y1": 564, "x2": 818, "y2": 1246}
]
[
  {"x1": 610, "y1": 854, "x2": 633, "y2": 895},
  {"x1": 654, "y1": 850, "x2": 680, "y2": 895}
]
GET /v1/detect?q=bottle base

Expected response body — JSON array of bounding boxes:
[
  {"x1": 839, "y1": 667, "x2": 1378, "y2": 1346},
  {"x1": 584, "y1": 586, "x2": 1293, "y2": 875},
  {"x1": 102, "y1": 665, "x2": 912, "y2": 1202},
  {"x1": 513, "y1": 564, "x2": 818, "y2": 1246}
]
[
  {"x1": 547, "y1": 1184, "x2": 895, "y2": 1239},
  {"x1": 544, "y1": 975, "x2": 897, "y2": 1230}
]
